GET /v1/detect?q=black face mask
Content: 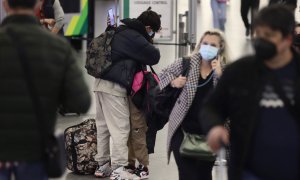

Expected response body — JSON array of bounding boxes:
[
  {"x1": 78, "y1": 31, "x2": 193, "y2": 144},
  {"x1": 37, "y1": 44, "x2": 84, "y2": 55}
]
[{"x1": 253, "y1": 38, "x2": 277, "y2": 61}]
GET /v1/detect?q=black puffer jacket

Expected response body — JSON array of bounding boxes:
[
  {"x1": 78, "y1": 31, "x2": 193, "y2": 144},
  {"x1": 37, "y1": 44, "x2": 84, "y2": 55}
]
[
  {"x1": 0, "y1": 15, "x2": 91, "y2": 161},
  {"x1": 102, "y1": 18, "x2": 160, "y2": 91}
]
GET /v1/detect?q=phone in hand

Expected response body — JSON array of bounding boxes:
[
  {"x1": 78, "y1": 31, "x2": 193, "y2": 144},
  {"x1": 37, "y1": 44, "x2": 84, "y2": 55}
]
[{"x1": 108, "y1": 8, "x2": 115, "y2": 26}]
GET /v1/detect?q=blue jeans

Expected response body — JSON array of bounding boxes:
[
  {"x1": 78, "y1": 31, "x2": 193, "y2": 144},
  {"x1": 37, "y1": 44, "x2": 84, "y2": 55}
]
[
  {"x1": 0, "y1": 162, "x2": 48, "y2": 180},
  {"x1": 211, "y1": 0, "x2": 226, "y2": 31}
]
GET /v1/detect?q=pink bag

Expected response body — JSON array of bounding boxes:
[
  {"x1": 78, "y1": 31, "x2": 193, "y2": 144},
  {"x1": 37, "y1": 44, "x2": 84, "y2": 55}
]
[
  {"x1": 131, "y1": 66, "x2": 159, "y2": 110},
  {"x1": 131, "y1": 70, "x2": 159, "y2": 96}
]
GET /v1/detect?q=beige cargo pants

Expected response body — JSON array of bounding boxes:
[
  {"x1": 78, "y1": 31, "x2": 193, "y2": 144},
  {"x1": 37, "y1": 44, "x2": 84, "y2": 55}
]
[{"x1": 127, "y1": 97, "x2": 149, "y2": 166}]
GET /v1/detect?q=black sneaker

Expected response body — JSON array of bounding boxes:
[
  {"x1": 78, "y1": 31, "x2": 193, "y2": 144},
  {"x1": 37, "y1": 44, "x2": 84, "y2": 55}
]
[
  {"x1": 134, "y1": 164, "x2": 149, "y2": 179},
  {"x1": 124, "y1": 164, "x2": 136, "y2": 174}
]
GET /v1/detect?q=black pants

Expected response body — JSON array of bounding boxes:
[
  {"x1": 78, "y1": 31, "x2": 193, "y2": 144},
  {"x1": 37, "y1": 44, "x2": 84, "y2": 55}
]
[
  {"x1": 241, "y1": 0, "x2": 260, "y2": 29},
  {"x1": 170, "y1": 129, "x2": 214, "y2": 180}
]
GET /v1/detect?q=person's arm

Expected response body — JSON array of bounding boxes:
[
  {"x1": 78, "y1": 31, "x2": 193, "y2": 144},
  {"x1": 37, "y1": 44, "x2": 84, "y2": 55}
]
[
  {"x1": 115, "y1": 31, "x2": 160, "y2": 65},
  {"x1": 158, "y1": 58, "x2": 185, "y2": 90},
  {"x1": 200, "y1": 65, "x2": 232, "y2": 151},
  {"x1": 61, "y1": 46, "x2": 91, "y2": 113},
  {"x1": 52, "y1": 0, "x2": 64, "y2": 34}
]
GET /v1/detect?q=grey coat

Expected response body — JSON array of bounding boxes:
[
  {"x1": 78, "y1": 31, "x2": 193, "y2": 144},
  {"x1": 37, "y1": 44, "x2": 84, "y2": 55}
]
[{"x1": 158, "y1": 53, "x2": 219, "y2": 161}]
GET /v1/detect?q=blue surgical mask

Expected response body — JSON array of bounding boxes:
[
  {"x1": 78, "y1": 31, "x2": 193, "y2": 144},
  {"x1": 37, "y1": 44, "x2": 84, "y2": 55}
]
[
  {"x1": 148, "y1": 31, "x2": 154, "y2": 37},
  {"x1": 199, "y1": 44, "x2": 219, "y2": 61}
]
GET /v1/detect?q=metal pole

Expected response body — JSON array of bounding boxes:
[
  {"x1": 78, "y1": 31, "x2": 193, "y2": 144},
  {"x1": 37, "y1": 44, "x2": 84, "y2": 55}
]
[
  {"x1": 115, "y1": 0, "x2": 118, "y2": 24},
  {"x1": 178, "y1": 14, "x2": 184, "y2": 58},
  {"x1": 87, "y1": 0, "x2": 95, "y2": 46},
  {"x1": 188, "y1": 0, "x2": 197, "y2": 51},
  {"x1": 175, "y1": 0, "x2": 178, "y2": 59}
]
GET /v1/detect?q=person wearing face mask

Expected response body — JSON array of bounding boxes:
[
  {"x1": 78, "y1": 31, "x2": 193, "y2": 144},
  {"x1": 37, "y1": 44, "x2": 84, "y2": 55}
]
[
  {"x1": 201, "y1": 5, "x2": 300, "y2": 180},
  {"x1": 159, "y1": 29, "x2": 228, "y2": 180},
  {"x1": 93, "y1": 8, "x2": 161, "y2": 180}
]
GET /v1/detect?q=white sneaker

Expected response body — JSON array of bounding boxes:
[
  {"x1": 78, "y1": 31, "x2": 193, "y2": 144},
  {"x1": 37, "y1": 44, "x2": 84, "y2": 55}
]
[
  {"x1": 94, "y1": 161, "x2": 112, "y2": 178},
  {"x1": 110, "y1": 166, "x2": 141, "y2": 180},
  {"x1": 110, "y1": 166, "x2": 124, "y2": 180},
  {"x1": 120, "y1": 171, "x2": 141, "y2": 180}
]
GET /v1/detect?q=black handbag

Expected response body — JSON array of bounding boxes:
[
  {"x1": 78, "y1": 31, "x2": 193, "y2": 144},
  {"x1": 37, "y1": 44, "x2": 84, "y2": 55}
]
[
  {"x1": 151, "y1": 57, "x2": 191, "y2": 128},
  {"x1": 7, "y1": 30, "x2": 66, "y2": 178}
]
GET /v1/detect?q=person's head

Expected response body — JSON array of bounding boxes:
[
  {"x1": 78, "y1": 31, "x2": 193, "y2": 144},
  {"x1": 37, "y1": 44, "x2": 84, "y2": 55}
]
[
  {"x1": 295, "y1": 23, "x2": 300, "y2": 35},
  {"x1": 253, "y1": 5, "x2": 295, "y2": 61},
  {"x1": 137, "y1": 7, "x2": 161, "y2": 37},
  {"x1": 194, "y1": 29, "x2": 227, "y2": 63},
  {"x1": 293, "y1": 23, "x2": 300, "y2": 52},
  {"x1": 3, "y1": 0, "x2": 37, "y2": 14}
]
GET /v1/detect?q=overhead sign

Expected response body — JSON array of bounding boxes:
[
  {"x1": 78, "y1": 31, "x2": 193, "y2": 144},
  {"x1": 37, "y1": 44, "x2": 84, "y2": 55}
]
[
  {"x1": 123, "y1": 0, "x2": 173, "y2": 41},
  {"x1": 64, "y1": 0, "x2": 88, "y2": 36}
]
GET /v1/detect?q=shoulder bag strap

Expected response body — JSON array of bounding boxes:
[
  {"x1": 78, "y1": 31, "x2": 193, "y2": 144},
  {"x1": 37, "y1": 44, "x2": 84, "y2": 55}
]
[
  {"x1": 181, "y1": 56, "x2": 191, "y2": 77},
  {"x1": 6, "y1": 29, "x2": 48, "y2": 149}
]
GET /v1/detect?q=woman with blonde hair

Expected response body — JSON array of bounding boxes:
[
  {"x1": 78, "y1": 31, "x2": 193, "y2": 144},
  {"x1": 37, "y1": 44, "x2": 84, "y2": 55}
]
[{"x1": 159, "y1": 29, "x2": 228, "y2": 180}]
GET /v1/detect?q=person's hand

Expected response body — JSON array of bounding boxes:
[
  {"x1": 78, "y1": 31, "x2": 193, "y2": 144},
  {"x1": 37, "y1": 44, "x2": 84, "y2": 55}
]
[
  {"x1": 44, "y1": 18, "x2": 56, "y2": 27},
  {"x1": 211, "y1": 57, "x2": 222, "y2": 77},
  {"x1": 107, "y1": 16, "x2": 111, "y2": 26},
  {"x1": 207, "y1": 126, "x2": 229, "y2": 152},
  {"x1": 107, "y1": 16, "x2": 117, "y2": 27},
  {"x1": 171, "y1": 75, "x2": 187, "y2": 88}
]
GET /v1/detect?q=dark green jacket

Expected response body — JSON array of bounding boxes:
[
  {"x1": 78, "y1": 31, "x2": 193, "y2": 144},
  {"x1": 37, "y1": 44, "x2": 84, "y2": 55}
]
[{"x1": 0, "y1": 15, "x2": 91, "y2": 161}]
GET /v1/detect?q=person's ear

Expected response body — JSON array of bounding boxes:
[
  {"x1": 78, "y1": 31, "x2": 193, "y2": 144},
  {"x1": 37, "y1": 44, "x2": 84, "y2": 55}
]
[
  {"x1": 145, "y1": 26, "x2": 152, "y2": 33},
  {"x1": 281, "y1": 34, "x2": 293, "y2": 50},
  {"x1": 286, "y1": 34, "x2": 293, "y2": 46}
]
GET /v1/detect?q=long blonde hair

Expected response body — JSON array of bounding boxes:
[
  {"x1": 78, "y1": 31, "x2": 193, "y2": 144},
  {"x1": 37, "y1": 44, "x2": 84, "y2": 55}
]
[{"x1": 193, "y1": 29, "x2": 229, "y2": 66}]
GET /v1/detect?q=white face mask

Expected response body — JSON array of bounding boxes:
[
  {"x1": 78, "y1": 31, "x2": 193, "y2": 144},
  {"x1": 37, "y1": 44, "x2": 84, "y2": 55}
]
[
  {"x1": 148, "y1": 31, "x2": 154, "y2": 37},
  {"x1": 199, "y1": 44, "x2": 219, "y2": 61}
]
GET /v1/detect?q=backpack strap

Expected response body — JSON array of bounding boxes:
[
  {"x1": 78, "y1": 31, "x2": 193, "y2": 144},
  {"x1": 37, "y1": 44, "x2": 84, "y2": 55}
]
[{"x1": 181, "y1": 56, "x2": 191, "y2": 77}]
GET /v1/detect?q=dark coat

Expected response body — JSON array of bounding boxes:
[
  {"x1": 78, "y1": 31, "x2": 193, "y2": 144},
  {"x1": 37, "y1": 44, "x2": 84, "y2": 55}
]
[
  {"x1": 200, "y1": 52, "x2": 300, "y2": 179},
  {"x1": 0, "y1": 15, "x2": 91, "y2": 161},
  {"x1": 102, "y1": 18, "x2": 160, "y2": 91}
]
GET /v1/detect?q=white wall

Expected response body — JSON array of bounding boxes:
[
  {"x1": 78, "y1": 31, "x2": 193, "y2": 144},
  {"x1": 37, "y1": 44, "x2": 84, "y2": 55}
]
[{"x1": 94, "y1": 0, "x2": 117, "y2": 36}]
